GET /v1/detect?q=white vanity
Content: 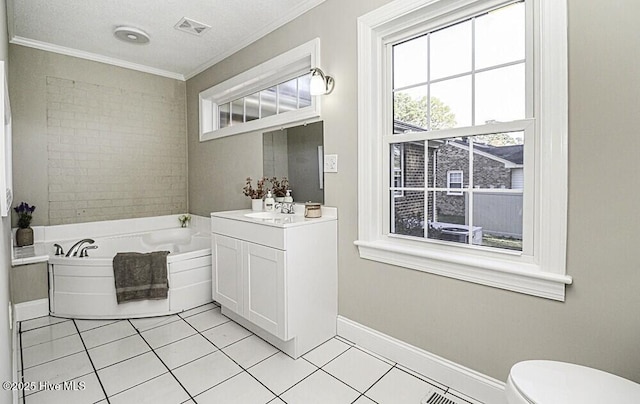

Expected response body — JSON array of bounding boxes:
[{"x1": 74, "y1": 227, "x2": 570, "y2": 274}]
[{"x1": 210, "y1": 207, "x2": 337, "y2": 358}]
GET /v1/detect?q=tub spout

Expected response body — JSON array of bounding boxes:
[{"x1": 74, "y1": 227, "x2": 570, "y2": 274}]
[{"x1": 66, "y1": 239, "x2": 95, "y2": 257}]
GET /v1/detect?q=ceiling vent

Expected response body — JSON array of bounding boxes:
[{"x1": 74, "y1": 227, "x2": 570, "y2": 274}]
[{"x1": 174, "y1": 17, "x2": 211, "y2": 36}]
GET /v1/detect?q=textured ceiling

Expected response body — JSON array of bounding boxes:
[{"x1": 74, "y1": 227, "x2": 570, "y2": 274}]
[{"x1": 7, "y1": 0, "x2": 325, "y2": 80}]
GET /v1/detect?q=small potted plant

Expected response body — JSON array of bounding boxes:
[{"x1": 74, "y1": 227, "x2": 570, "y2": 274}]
[
  {"x1": 178, "y1": 214, "x2": 191, "y2": 228},
  {"x1": 243, "y1": 177, "x2": 267, "y2": 211},
  {"x1": 14, "y1": 201, "x2": 36, "y2": 247}
]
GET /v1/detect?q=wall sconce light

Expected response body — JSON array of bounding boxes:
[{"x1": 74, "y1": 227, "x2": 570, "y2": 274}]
[{"x1": 309, "y1": 67, "x2": 335, "y2": 95}]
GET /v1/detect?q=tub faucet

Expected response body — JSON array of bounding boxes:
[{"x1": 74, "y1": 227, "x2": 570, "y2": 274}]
[
  {"x1": 65, "y1": 239, "x2": 95, "y2": 257},
  {"x1": 79, "y1": 245, "x2": 98, "y2": 258}
]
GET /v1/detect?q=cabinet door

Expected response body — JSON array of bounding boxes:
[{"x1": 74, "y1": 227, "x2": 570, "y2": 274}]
[
  {"x1": 212, "y1": 234, "x2": 243, "y2": 314},
  {"x1": 243, "y1": 242, "x2": 287, "y2": 340}
]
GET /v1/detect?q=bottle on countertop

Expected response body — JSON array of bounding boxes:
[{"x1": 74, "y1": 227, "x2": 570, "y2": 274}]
[
  {"x1": 264, "y1": 190, "x2": 275, "y2": 212},
  {"x1": 284, "y1": 189, "x2": 293, "y2": 203}
]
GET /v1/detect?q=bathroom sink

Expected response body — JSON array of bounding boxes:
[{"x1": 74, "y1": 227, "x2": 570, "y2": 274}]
[{"x1": 244, "y1": 212, "x2": 287, "y2": 219}]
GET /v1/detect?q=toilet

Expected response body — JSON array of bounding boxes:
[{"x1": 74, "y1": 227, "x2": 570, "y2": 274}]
[{"x1": 506, "y1": 360, "x2": 640, "y2": 403}]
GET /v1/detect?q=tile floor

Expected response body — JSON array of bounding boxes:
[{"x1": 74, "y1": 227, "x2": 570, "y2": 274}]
[{"x1": 16, "y1": 302, "x2": 482, "y2": 404}]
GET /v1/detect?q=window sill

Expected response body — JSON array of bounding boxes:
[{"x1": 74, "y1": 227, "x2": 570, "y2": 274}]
[{"x1": 354, "y1": 239, "x2": 572, "y2": 301}]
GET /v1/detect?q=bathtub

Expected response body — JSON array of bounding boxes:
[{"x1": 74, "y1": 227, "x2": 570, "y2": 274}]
[{"x1": 48, "y1": 227, "x2": 212, "y2": 319}]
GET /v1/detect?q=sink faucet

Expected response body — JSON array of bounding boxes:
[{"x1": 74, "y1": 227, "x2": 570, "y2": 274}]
[
  {"x1": 274, "y1": 202, "x2": 295, "y2": 214},
  {"x1": 65, "y1": 239, "x2": 95, "y2": 257}
]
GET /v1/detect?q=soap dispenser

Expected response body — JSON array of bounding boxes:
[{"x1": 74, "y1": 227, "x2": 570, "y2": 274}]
[
  {"x1": 264, "y1": 190, "x2": 275, "y2": 212},
  {"x1": 284, "y1": 190, "x2": 293, "y2": 203},
  {"x1": 281, "y1": 189, "x2": 294, "y2": 214}
]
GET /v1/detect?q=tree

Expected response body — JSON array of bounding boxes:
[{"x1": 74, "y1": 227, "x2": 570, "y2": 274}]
[
  {"x1": 471, "y1": 132, "x2": 523, "y2": 146},
  {"x1": 393, "y1": 93, "x2": 456, "y2": 130}
]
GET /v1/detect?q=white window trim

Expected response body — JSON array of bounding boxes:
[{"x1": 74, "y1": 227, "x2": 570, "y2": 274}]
[
  {"x1": 355, "y1": 0, "x2": 571, "y2": 301},
  {"x1": 199, "y1": 38, "x2": 321, "y2": 142},
  {"x1": 446, "y1": 170, "x2": 464, "y2": 196}
]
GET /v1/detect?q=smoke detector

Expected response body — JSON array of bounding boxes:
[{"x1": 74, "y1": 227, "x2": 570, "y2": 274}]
[
  {"x1": 113, "y1": 26, "x2": 150, "y2": 44},
  {"x1": 174, "y1": 17, "x2": 211, "y2": 36}
]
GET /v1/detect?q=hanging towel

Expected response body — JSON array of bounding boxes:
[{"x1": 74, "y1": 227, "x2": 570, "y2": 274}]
[{"x1": 113, "y1": 251, "x2": 170, "y2": 304}]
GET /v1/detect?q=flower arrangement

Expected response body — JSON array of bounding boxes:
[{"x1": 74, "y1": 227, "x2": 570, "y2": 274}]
[
  {"x1": 178, "y1": 214, "x2": 191, "y2": 228},
  {"x1": 14, "y1": 202, "x2": 36, "y2": 229},
  {"x1": 243, "y1": 177, "x2": 268, "y2": 200},
  {"x1": 269, "y1": 177, "x2": 290, "y2": 198}
]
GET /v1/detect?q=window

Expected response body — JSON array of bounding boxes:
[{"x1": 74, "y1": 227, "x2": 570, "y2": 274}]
[
  {"x1": 447, "y1": 170, "x2": 463, "y2": 196},
  {"x1": 216, "y1": 74, "x2": 312, "y2": 129},
  {"x1": 356, "y1": 0, "x2": 571, "y2": 300},
  {"x1": 199, "y1": 38, "x2": 321, "y2": 141}
]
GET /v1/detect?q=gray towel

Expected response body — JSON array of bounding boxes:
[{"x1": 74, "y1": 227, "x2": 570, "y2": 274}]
[{"x1": 113, "y1": 251, "x2": 170, "y2": 304}]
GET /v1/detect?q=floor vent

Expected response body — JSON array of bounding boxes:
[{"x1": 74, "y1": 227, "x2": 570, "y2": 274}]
[
  {"x1": 421, "y1": 390, "x2": 460, "y2": 404},
  {"x1": 174, "y1": 17, "x2": 211, "y2": 36}
]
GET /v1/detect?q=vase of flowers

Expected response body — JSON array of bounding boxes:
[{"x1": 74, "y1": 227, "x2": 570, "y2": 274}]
[
  {"x1": 243, "y1": 177, "x2": 267, "y2": 211},
  {"x1": 14, "y1": 202, "x2": 36, "y2": 247}
]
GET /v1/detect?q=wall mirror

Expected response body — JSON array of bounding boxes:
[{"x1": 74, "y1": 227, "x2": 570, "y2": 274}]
[{"x1": 263, "y1": 121, "x2": 324, "y2": 204}]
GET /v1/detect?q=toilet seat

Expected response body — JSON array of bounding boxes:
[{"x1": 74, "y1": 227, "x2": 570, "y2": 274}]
[{"x1": 507, "y1": 360, "x2": 640, "y2": 404}]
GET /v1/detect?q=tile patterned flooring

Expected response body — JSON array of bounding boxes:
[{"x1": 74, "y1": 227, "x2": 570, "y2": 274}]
[{"x1": 16, "y1": 302, "x2": 482, "y2": 404}]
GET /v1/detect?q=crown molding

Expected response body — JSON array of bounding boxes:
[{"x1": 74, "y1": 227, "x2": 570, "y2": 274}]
[{"x1": 10, "y1": 36, "x2": 185, "y2": 81}]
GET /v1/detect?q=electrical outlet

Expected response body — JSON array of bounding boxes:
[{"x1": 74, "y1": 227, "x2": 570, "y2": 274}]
[{"x1": 324, "y1": 154, "x2": 338, "y2": 173}]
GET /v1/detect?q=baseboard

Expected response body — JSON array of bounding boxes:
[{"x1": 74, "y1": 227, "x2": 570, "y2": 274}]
[
  {"x1": 337, "y1": 316, "x2": 507, "y2": 404},
  {"x1": 14, "y1": 299, "x2": 49, "y2": 322}
]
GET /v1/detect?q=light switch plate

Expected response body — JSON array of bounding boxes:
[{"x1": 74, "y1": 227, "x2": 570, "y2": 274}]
[{"x1": 324, "y1": 154, "x2": 338, "y2": 173}]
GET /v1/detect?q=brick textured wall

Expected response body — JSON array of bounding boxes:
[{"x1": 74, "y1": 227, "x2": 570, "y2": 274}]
[
  {"x1": 435, "y1": 143, "x2": 511, "y2": 218},
  {"x1": 46, "y1": 77, "x2": 187, "y2": 224}
]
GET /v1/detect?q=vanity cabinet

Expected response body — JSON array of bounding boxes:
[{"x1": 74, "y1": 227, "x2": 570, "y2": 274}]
[
  {"x1": 211, "y1": 208, "x2": 337, "y2": 358},
  {"x1": 212, "y1": 234, "x2": 286, "y2": 339}
]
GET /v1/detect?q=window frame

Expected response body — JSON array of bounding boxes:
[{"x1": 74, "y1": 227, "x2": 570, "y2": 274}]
[
  {"x1": 199, "y1": 38, "x2": 321, "y2": 141},
  {"x1": 446, "y1": 170, "x2": 464, "y2": 196},
  {"x1": 356, "y1": 0, "x2": 571, "y2": 301}
]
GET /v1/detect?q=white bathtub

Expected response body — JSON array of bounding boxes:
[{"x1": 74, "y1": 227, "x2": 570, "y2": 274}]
[{"x1": 48, "y1": 227, "x2": 212, "y2": 319}]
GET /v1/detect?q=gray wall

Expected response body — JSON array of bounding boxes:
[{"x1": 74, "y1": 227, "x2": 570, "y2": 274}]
[
  {"x1": 9, "y1": 45, "x2": 187, "y2": 226},
  {"x1": 0, "y1": 0, "x2": 13, "y2": 401},
  {"x1": 187, "y1": 0, "x2": 640, "y2": 383}
]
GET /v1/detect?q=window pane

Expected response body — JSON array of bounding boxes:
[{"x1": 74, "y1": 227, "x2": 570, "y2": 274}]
[
  {"x1": 468, "y1": 132, "x2": 524, "y2": 189},
  {"x1": 218, "y1": 103, "x2": 230, "y2": 128},
  {"x1": 278, "y1": 78, "x2": 298, "y2": 113},
  {"x1": 475, "y1": 2, "x2": 525, "y2": 70},
  {"x1": 474, "y1": 192, "x2": 523, "y2": 251},
  {"x1": 245, "y1": 93, "x2": 260, "y2": 122},
  {"x1": 391, "y1": 190, "x2": 425, "y2": 237},
  {"x1": 430, "y1": 76, "x2": 471, "y2": 129},
  {"x1": 390, "y1": 142, "x2": 425, "y2": 190},
  {"x1": 393, "y1": 35, "x2": 428, "y2": 89},
  {"x1": 261, "y1": 87, "x2": 277, "y2": 118},
  {"x1": 430, "y1": 20, "x2": 472, "y2": 81},
  {"x1": 231, "y1": 98, "x2": 244, "y2": 125},
  {"x1": 298, "y1": 73, "x2": 312, "y2": 108},
  {"x1": 475, "y1": 63, "x2": 525, "y2": 124},
  {"x1": 393, "y1": 86, "x2": 428, "y2": 133},
  {"x1": 433, "y1": 139, "x2": 468, "y2": 189},
  {"x1": 428, "y1": 191, "x2": 478, "y2": 245}
]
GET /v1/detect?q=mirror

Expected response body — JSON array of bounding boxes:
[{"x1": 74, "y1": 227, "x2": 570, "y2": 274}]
[{"x1": 263, "y1": 121, "x2": 324, "y2": 204}]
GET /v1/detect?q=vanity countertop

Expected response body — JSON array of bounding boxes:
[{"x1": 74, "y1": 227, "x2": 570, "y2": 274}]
[{"x1": 211, "y1": 206, "x2": 337, "y2": 228}]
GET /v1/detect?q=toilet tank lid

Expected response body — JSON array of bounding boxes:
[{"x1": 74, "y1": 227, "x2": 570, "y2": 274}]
[{"x1": 510, "y1": 360, "x2": 640, "y2": 404}]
